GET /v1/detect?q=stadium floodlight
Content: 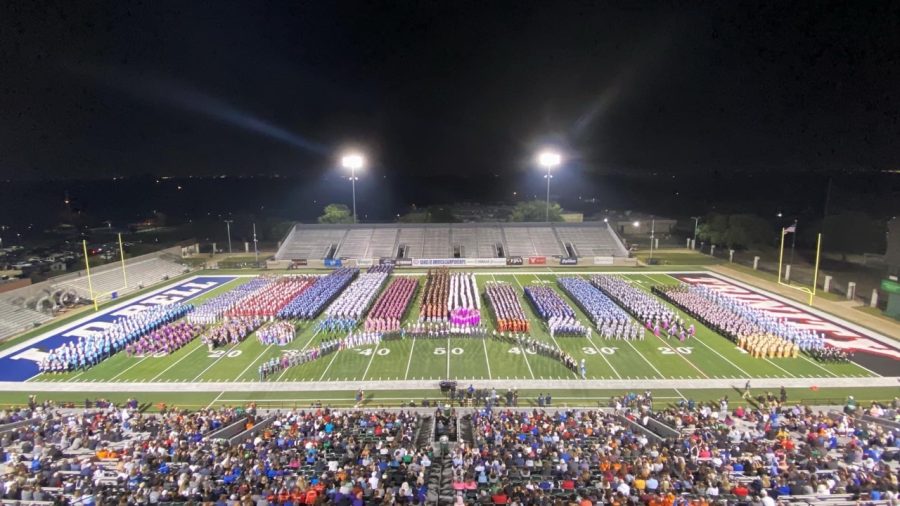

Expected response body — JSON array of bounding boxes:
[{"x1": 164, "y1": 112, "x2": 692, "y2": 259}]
[
  {"x1": 537, "y1": 149, "x2": 562, "y2": 222},
  {"x1": 633, "y1": 221, "x2": 640, "y2": 228},
  {"x1": 341, "y1": 153, "x2": 365, "y2": 224}
]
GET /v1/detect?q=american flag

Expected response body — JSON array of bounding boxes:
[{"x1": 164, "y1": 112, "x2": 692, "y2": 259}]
[{"x1": 784, "y1": 224, "x2": 796, "y2": 234}]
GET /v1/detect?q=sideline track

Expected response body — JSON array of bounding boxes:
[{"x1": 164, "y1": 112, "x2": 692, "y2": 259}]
[{"x1": 1, "y1": 375, "x2": 896, "y2": 393}]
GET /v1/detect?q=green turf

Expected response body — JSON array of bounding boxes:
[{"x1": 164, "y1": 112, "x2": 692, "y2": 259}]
[{"x1": 26, "y1": 271, "x2": 881, "y2": 386}]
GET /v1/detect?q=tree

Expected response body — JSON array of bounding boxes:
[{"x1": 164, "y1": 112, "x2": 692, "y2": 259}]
[
  {"x1": 724, "y1": 214, "x2": 772, "y2": 249},
  {"x1": 697, "y1": 213, "x2": 772, "y2": 249},
  {"x1": 697, "y1": 213, "x2": 729, "y2": 245},
  {"x1": 317, "y1": 204, "x2": 354, "y2": 224},
  {"x1": 820, "y1": 212, "x2": 886, "y2": 254},
  {"x1": 396, "y1": 206, "x2": 458, "y2": 223},
  {"x1": 509, "y1": 200, "x2": 563, "y2": 222}
]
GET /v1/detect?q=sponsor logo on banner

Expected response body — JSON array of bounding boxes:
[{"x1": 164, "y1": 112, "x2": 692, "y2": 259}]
[
  {"x1": 379, "y1": 258, "x2": 396, "y2": 266},
  {"x1": 291, "y1": 259, "x2": 308, "y2": 268},
  {"x1": 396, "y1": 259, "x2": 413, "y2": 267},
  {"x1": 323, "y1": 259, "x2": 342, "y2": 268},
  {"x1": 356, "y1": 258, "x2": 373, "y2": 268},
  {"x1": 464, "y1": 258, "x2": 507, "y2": 267},
  {"x1": 528, "y1": 256, "x2": 547, "y2": 265},
  {"x1": 593, "y1": 256, "x2": 614, "y2": 265},
  {"x1": 411, "y1": 258, "x2": 467, "y2": 267},
  {"x1": 559, "y1": 257, "x2": 578, "y2": 265},
  {"x1": 676, "y1": 273, "x2": 900, "y2": 365},
  {"x1": 506, "y1": 256, "x2": 524, "y2": 266}
]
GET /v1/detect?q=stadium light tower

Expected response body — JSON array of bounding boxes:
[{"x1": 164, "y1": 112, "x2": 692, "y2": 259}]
[
  {"x1": 341, "y1": 153, "x2": 365, "y2": 224},
  {"x1": 537, "y1": 149, "x2": 562, "y2": 222}
]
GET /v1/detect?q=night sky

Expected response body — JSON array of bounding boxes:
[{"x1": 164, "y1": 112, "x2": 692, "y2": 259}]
[{"x1": 2, "y1": 1, "x2": 900, "y2": 181}]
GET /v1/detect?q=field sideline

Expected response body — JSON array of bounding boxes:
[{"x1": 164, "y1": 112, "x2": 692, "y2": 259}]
[{"x1": 22, "y1": 271, "x2": 886, "y2": 389}]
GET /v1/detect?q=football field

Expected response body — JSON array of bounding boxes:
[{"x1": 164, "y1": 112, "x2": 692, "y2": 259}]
[{"x1": 26, "y1": 271, "x2": 880, "y2": 385}]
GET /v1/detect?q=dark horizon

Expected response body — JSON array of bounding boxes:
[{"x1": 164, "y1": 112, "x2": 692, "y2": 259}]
[{"x1": 2, "y1": 1, "x2": 900, "y2": 183}]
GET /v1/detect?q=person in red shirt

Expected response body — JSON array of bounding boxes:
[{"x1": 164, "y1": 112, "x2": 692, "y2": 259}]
[
  {"x1": 492, "y1": 491, "x2": 509, "y2": 504},
  {"x1": 732, "y1": 484, "x2": 749, "y2": 498}
]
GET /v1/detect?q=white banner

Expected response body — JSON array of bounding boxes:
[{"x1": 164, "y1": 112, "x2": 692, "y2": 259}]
[
  {"x1": 411, "y1": 258, "x2": 467, "y2": 267},
  {"x1": 409, "y1": 258, "x2": 506, "y2": 267},
  {"x1": 464, "y1": 258, "x2": 507, "y2": 267},
  {"x1": 593, "y1": 256, "x2": 614, "y2": 265},
  {"x1": 357, "y1": 258, "x2": 373, "y2": 267}
]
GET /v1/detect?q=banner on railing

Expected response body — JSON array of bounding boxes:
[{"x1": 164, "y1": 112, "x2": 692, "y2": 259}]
[
  {"x1": 465, "y1": 258, "x2": 507, "y2": 266},
  {"x1": 506, "y1": 256, "x2": 524, "y2": 266},
  {"x1": 528, "y1": 256, "x2": 547, "y2": 265},
  {"x1": 593, "y1": 256, "x2": 614, "y2": 265},
  {"x1": 357, "y1": 258, "x2": 373, "y2": 268},
  {"x1": 559, "y1": 257, "x2": 578, "y2": 265},
  {"x1": 396, "y1": 259, "x2": 413, "y2": 267},
  {"x1": 291, "y1": 259, "x2": 308, "y2": 268},
  {"x1": 411, "y1": 258, "x2": 466, "y2": 267},
  {"x1": 323, "y1": 259, "x2": 343, "y2": 268}
]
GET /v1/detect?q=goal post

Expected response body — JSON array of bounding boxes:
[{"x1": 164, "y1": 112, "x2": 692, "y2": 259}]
[{"x1": 776, "y1": 228, "x2": 822, "y2": 306}]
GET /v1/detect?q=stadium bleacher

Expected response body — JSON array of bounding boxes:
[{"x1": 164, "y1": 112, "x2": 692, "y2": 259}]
[
  {"x1": 278, "y1": 227, "x2": 347, "y2": 260},
  {"x1": 1, "y1": 397, "x2": 896, "y2": 505},
  {"x1": 397, "y1": 227, "x2": 425, "y2": 258},
  {"x1": 556, "y1": 226, "x2": 624, "y2": 257},
  {"x1": 0, "y1": 300, "x2": 53, "y2": 340},
  {"x1": 334, "y1": 228, "x2": 372, "y2": 258},
  {"x1": 277, "y1": 222, "x2": 628, "y2": 260},
  {"x1": 502, "y1": 227, "x2": 537, "y2": 257},
  {"x1": 52, "y1": 257, "x2": 186, "y2": 299}
]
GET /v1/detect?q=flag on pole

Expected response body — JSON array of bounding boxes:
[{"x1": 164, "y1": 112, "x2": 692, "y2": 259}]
[{"x1": 784, "y1": 224, "x2": 796, "y2": 234}]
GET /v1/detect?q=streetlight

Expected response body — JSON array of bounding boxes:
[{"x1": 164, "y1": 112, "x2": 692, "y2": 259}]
[
  {"x1": 537, "y1": 149, "x2": 562, "y2": 222},
  {"x1": 691, "y1": 216, "x2": 701, "y2": 249},
  {"x1": 341, "y1": 153, "x2": 365, "y2": 224},
  {"x1": 224, "y1": 220, "x2": 233, "y2": 254},
  {"x1": 649, "y1": 217, "x2": 656, "y2": 261}
]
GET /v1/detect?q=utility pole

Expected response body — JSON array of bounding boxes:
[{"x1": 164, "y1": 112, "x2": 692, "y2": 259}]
[
  {"x1": 789, "y1": 219, "x2": 798, "y2": 267},
  {"x1": 252, "y1": 223, "x2": 259, "y2": 263},
  {"x1": 649, "y1": 218, "x2": 656, "y2": 261},
  {"x1": 691, "y1": 216, "x2": 700, "y2": 247},
  {"x1": 224, "y1": 220, "x2": 233, "y2": 254}
]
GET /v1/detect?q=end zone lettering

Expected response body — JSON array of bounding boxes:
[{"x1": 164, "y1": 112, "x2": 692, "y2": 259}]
[
  {"x1": 677, "y1": 273, "x2": 900, "y2": 361},
  {"x1": 0, "y1": 276, "x2": 234, "y2": 382}
]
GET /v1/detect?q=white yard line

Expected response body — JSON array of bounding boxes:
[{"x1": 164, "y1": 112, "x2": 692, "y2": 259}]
[
  {"x1": 446, "y1": 337, "x2": 451, "y2": 378},
  {"x1": 110, "y1": 356, "x2": 152, "y2": 381},
  {"x1": 673, "y1": 388, "x2": 687, "y2": 400},
  {"x1": 404, "y1": 337, "x2": 417, "y2": 380},
  {"x1": 585, "y1": 335, "x2": 622, "y2": 379},
  {"x1": 318, "y1": 348, "x2": 341, "y2": 381},
  {"x1": 147, "y1": 340, "x2": 205, "y2": 382},
  {"x1": 622, "y1": 340, "x2": 665, "y2": 379},
  {"x1": 191, "y1": 342, "x2": 240, "y2": 382},
  {"x1": 482, "y1": 338, "x2": 493, "y2": 380},
  {"x1": 519, "y1": 347, "x2": 536, "y2": 379},
  {"x1": 361, "y1": 340, "x2": 381, "y2": 380},
  {"x1": 205, "y1": 391, "x2": 225, "y2": 409}
]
